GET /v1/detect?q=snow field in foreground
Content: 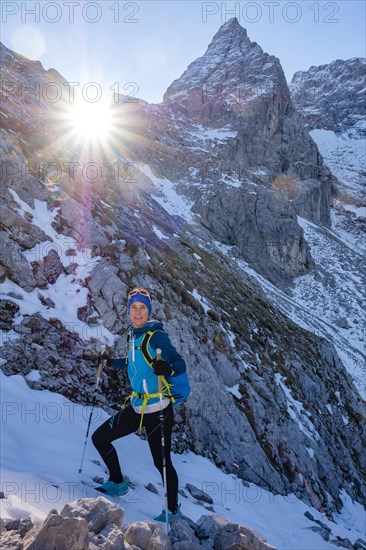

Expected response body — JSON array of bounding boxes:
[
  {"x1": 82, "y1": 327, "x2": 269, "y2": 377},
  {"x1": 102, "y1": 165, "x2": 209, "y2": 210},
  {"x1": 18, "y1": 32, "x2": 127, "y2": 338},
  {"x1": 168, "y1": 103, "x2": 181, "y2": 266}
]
[{"x1": 1, "y1": 371, "x2": 365, "y2": 549}]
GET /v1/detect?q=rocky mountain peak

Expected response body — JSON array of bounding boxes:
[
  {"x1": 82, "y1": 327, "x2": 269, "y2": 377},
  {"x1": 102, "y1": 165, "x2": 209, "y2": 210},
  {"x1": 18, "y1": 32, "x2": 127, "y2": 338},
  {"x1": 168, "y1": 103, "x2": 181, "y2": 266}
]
[
  {"x1": 209, "y1": 15, "x2": 248, "y2": 41},
  {"x1": 163, "y1": 18, "x2": 288, "y2": 126}
]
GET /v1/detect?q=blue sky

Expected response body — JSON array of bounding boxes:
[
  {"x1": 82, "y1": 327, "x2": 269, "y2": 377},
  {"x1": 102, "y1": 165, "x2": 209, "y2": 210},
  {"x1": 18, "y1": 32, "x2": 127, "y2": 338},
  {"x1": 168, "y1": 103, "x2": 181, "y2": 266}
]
[{"x1": 1, "y1": 0, "x2": 365, "y2": 103}]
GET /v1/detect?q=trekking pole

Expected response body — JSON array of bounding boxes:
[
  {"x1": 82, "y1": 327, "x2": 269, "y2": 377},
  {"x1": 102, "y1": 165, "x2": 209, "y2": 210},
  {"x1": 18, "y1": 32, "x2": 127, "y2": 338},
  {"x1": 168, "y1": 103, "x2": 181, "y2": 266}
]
[
  {"x1": 156, "y1": 348, "x2": 169, "y2": 534},
  {"x1": 78, "y1": 345, "x2": 106, "y2": 473}
]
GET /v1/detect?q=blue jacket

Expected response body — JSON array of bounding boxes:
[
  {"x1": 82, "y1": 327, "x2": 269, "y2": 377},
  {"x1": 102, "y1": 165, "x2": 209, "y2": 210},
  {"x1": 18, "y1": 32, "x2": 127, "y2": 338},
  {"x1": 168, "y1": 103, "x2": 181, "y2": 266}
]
[{"x1": 111, "y1": 321, "x2": 186, "y2": 410}]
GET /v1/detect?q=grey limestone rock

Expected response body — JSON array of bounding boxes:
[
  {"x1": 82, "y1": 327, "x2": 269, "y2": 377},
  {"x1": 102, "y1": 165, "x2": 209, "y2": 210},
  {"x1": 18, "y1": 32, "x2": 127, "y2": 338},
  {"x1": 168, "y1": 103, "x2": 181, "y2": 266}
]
[
  {"x1": 168, "y1": 516, "x2": 200, "y2": 546},
  {"x1": 32, "y1": 249, "x2": 64, "y2": 287},
  {"x1": 186, "y1": 483, "x2": 214, "y2": 504},
  {"x1": 0, "y1": 231, "x2": 37, "y2": 291},
  {"x1": 57, "y1": 196, "x2": 110, "y2": 249},
  {"x1": 145, "y1": 482, "x2": 159, "y2": 494},
  {"x1": 216, "y1": 522, "x2": 277, "y2": 550},
  {"x1": 88, "y1": 260, "x2": 128, "y2": 331},
  {"x1": 164, "y1": 17, "x2": 289, "y2": 131},
  {"x1": 194, "y1": 184, "x2": 312, "y2": 283},
  {"x1": 147, "y1": 526, "x2": 172, "y2": 549},
  {"x1": 89, "y1": 524, "x2": 126, "y2": 549},
  {"x1": 0, "y1": 201, "x2": 50, "y2": 250},
  {"x1": 23, "y1": 509, "x2": 88, "y2": 550},
  {"x1": 135, "y1": 18, "x2": 332, "y2": 282},
  {"x1": 123, "y1": 520, "x2": 153, "y2": 549},
  {"x1": 60, "y1": 495, "x2": 124, "y2": 534},
  {"x1": 196, "y1": 514, "x2": 230, "y2": 546},
  {"x1": 0, "y1": 298, "x2": 20, "y2": 329}
]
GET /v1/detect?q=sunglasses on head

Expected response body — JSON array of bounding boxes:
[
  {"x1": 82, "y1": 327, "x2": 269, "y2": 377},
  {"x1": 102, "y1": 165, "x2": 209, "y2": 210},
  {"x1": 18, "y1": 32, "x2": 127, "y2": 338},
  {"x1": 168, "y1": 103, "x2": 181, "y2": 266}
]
[{"x1": 128, "y1": 288, "x2": 151, "y2": 298}]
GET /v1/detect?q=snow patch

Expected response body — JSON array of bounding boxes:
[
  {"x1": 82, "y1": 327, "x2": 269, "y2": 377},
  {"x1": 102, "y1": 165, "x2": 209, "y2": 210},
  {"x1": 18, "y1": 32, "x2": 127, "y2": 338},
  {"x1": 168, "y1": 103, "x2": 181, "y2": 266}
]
[
  {"x1": 191, "y1": 289, "x2": 210, "y2": 313},
  {"x1": 140, "y1": 164, "x2": 195, "y2": 223},
  {"x1": 342, "y1": 415, "x2": 349, "y2": 426},
  {"x1": 26, "y1": 370, "x2": 42, "y2": 382},
  {"x1": 194, "y1": 125, "x2": 237, "y2": 142},
  {"x1": 306, "y1": 447, "x2": 315, "y2": 459},
  {"x1": 152, "y1": 225, "x2": 168, "y2": 240},
  {"x1": 0, "y1": 277, "x2": 114, "y2": 345},
  {"x1": 310, "y1": 129, "x2": 365, "y2": 194},
  {"x1": 343, "y1": 203, "x2": 366, "y2": 219},
  {"x1": 274, "y1": 373, "x2": 320, "y2": 441},
  {"x1": 226, "y1": 384, "x2": 242, "y2": 399}
]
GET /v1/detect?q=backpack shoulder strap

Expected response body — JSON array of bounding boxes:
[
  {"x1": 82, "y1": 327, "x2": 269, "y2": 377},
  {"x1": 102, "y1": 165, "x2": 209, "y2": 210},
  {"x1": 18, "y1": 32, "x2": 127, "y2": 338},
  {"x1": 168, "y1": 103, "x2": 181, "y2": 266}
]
[
  {"x1": 140, "y1": 329, "x2": 166, "y2": 366},
  {"x1": 140, "y1": 329, "x2": 175, "y2": 403}
]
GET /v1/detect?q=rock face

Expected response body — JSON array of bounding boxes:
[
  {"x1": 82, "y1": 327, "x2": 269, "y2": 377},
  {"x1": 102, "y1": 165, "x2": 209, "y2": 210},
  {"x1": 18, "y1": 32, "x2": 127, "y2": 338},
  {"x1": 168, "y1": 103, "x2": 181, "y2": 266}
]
[
  {"x1": 289, "y1": 57, "x2": 366, "y2": 197},
  {"x1": 290, "y1": 58, "x2": 366, "y2": 135},
  {"x1": 0, "y1": 17, "x2": 365, "y2": 519},
  {"x1": 288, "y1": 56, "x2": 366, "y2": 371}
]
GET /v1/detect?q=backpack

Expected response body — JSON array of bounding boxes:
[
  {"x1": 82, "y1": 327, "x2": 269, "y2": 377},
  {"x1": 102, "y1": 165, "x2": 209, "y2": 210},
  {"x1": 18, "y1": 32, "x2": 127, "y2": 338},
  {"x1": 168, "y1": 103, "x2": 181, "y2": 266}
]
[{"x1": 137, "y1": 330, "x2": 191, "y2": 405}]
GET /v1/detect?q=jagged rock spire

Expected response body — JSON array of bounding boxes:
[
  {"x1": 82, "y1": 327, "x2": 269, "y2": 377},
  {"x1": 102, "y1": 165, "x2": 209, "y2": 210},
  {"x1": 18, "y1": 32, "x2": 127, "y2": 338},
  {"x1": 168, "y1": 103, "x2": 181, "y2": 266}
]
[{"x1": 163, "y1": 18, "x2": 289, "y2": 128}]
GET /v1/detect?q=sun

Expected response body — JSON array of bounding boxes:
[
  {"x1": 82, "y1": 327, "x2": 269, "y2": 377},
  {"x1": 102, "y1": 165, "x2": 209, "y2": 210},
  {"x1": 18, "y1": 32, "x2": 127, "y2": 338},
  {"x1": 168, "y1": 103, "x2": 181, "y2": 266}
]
[{"x1": 69, "y1": 99, "x2": 114, "y2": 143}]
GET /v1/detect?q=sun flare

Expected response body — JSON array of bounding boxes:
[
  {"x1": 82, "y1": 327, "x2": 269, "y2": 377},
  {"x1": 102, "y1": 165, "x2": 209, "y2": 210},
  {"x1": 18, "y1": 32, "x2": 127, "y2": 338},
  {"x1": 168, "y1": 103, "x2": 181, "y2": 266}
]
[{"x1": 70, "y1": 99, "x2": 114, "y2": 143}]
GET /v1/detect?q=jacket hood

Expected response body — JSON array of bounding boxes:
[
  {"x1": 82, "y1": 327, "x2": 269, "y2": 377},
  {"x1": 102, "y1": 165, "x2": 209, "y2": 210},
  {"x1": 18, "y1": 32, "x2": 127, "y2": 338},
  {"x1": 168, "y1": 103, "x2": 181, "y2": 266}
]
[{"x1": 130, "y1": 320, "x2": 164, "y2": 337}]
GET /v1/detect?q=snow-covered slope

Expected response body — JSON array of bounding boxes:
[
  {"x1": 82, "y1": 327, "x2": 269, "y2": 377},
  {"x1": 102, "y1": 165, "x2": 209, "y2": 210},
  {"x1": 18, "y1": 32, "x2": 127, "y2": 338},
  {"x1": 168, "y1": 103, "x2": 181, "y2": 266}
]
[
  {"x1": 310, "y1": 128, "x2": 365, "y2": 198},
  {"x1": 1, "y1": 371, "x2": 365, "y2": 549}
]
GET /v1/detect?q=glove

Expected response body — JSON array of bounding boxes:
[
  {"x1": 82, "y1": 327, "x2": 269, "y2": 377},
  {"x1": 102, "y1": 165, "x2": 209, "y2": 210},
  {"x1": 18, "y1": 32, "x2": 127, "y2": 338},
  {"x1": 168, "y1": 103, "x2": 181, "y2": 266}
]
[
  {"x1": 152, "y1": 359, "x2": 173, "y2": 376},
  {"x1": 100, "y1": 353, "x2": 112, "y2": 368}
]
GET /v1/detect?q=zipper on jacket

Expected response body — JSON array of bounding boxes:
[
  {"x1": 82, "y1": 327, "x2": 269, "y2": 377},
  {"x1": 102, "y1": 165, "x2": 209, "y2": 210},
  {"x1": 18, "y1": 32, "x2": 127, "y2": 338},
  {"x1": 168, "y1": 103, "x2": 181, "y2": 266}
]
[{"x1": 128, "y1": 327, "x2": 135, "y2": 363}]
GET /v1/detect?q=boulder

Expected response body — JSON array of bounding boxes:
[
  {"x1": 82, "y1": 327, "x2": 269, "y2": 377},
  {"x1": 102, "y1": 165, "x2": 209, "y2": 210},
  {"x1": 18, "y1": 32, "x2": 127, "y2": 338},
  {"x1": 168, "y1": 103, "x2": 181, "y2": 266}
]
[
  {"x1": 23, "y1": 509, "x2": 88, "y2": 550},
  {"x1": 39, "y1": 249, "x2": 64, "y2": 284},
  {"x1": 168, "y1": 516, "x2": 199, "y2": 546},
  {"x1": 60, "y1": 495, "x2": 124, "y2": 534},
  {"x1": 196, "y1": 514, "x2": 230, "y2": 548},
  {"x1": 186, "y1": 483, "x2": 214, "y2": 504},
  {"x1": 147, "y1": 526, "x2": 172, "y2": 549},
  {"x1": 0, "y1": 231, "x2": 37, "y2": 291},
  {"x1": 0, "y1": 299, "x2": 20, "y2": 329},
  {"x1": 89, "y1": 524, "x2": 126, "y2": 549},
  {"x1": 216, "y1": 523, "x2": 277, "y2": 550},
  {"x1": 88, "y1": 260, "x2": 128, "y2": 331},
  {"x1": 124, "y1": 520, "x2": 153, "y2": 549}
]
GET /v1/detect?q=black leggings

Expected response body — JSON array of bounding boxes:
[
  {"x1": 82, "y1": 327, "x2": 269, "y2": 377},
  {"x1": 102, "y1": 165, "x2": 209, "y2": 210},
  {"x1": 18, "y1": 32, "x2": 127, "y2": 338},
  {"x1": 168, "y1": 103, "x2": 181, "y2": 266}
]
[{"x1": 92, "y1": 403, "x2": 178, "y2": 511}]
